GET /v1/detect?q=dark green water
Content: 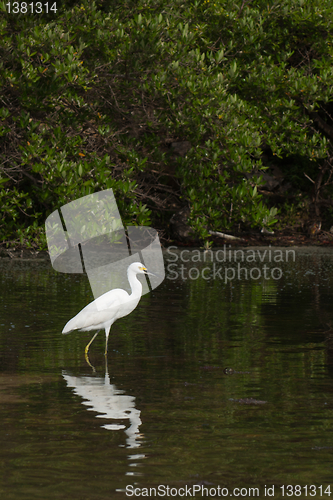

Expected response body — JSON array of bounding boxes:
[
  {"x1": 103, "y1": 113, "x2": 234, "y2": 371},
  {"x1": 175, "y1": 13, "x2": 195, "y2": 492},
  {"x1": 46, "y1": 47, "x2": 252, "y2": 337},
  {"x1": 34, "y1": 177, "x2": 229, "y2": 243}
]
[{"x1": 1, "y1": 248, "x2": 333, "y2": 499}]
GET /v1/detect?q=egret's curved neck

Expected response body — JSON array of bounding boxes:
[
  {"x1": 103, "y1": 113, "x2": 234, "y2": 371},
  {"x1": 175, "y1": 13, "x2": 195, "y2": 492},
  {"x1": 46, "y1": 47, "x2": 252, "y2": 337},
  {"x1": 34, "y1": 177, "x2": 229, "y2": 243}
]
[{"x1": 128, "y1": 269, "x2": 143, "y2": 298}]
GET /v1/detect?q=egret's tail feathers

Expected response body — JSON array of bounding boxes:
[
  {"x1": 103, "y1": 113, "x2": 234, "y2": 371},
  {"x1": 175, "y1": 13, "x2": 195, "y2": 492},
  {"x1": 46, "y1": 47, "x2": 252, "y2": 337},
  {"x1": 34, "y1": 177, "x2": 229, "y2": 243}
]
[{"x1": 62, "y1": 317, "x2": 79, "y2": 334}]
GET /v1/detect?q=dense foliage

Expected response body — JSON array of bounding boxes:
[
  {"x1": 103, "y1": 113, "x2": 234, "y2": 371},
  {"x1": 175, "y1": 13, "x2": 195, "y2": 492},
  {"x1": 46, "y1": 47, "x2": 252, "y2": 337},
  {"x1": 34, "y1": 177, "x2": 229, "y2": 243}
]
[{"x1": 1, "y1": 0, "x2": 333, "y2": 247}]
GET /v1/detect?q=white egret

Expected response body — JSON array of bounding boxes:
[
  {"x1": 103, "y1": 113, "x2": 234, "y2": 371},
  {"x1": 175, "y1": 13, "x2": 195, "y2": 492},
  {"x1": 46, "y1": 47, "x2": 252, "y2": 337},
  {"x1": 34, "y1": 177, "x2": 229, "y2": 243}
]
[{"x1": 62, "y1": 262, "x2": 154, "y2": 356}]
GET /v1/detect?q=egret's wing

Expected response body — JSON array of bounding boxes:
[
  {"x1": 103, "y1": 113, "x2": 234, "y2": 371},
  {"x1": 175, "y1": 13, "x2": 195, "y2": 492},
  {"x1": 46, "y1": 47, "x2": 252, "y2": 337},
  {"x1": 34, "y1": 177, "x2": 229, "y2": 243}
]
[
  {"x1": 62, "y1": 304, "x2": 120, "y2": 333},
  {"x1": 90, "y1": 288, "x2": 129, "y2": 311},
  {"x1": 62, "y1": 289, "x2": 129, "y2": 333}
]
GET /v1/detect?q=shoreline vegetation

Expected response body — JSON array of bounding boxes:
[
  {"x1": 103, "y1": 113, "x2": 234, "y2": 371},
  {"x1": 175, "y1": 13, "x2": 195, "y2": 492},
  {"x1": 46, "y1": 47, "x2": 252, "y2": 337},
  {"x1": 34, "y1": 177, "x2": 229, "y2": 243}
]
[
  {"x1": 1, "y1": 0, "x2": 333, "y2": 250},
  {"x1": 1, "y1": 244, "x2": 332, "y2": 262}
]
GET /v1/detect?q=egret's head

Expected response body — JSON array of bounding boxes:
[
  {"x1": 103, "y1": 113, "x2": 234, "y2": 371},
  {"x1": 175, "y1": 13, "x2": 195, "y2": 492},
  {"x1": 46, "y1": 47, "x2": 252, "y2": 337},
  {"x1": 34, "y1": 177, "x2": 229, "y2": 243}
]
[
  {"x1": 129, "y1": 262, "x2": 155, "y2": 276},
  {"x1": 130, "y1": 262, "x2": 149, "y2": 274}
]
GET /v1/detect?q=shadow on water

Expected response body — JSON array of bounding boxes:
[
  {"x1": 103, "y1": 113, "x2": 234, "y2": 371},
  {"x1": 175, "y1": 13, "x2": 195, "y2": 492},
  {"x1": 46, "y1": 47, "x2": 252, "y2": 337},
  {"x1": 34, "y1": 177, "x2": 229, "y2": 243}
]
[{"x1": 1, "y1": 248, "x2": 333, "y2": 498}]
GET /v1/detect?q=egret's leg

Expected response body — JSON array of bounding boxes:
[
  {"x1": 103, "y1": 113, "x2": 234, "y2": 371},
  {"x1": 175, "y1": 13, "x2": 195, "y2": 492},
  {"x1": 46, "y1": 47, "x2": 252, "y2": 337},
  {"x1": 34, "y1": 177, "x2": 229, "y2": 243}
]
[
  {"x1": 104, "y1": 334, "x2": 109, "y2": 356},
  {"x1": 85, "y1": 330, "x2": 100, "y2": 356},
  {"x1": 85, "y1": 351, "x2": 96, "y2": 372},
  {"x1": 104, "y1": 325, "x2": 112, "y2": 357}
]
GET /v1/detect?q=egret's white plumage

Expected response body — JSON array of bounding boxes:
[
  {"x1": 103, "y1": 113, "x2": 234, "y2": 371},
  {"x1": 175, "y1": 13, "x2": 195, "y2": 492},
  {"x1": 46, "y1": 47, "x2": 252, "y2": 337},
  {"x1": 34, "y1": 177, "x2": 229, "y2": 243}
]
[{"x1": 62, "y1": 262, "x2": 153, "y2": 355}]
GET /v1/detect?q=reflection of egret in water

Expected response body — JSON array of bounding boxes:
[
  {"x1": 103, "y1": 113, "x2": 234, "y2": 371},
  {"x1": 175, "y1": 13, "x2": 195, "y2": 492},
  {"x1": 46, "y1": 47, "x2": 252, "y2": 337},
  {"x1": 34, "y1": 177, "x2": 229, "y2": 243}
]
[{"x1": 62, "y1": 364, "x2": 143, "y2": 449}]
